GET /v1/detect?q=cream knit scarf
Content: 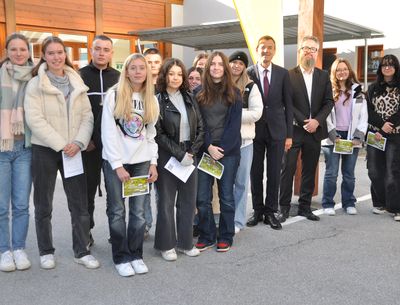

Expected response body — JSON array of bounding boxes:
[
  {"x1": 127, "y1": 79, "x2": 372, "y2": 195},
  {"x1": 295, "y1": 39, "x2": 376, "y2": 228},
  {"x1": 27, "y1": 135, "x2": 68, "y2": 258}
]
[{"x1": 0, "y1": 61, "x2": 33, "y2": 151}]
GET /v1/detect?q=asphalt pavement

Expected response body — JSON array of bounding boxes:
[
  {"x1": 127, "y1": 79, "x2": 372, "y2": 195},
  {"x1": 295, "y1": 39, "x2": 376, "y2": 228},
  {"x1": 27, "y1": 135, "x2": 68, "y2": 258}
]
[{"x1": 1, "y1": 148, "x2": 400, "y2": 305}]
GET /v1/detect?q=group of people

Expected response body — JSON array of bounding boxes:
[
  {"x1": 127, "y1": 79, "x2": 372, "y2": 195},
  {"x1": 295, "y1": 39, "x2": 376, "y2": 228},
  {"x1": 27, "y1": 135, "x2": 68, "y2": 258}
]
[{"x1": 1, "y1": 31, "x2": 399, "y2": 277}]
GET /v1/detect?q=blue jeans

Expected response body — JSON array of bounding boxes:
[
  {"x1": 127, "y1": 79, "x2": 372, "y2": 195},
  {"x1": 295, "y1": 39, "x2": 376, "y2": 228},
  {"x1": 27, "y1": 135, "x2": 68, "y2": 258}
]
[
  {"x1": 197, "y1": 154, "x2": 239, "y2": 246},
  {"x1": 321, "y1": 136, "x2": 359, "y2": 209},
  {"x1": 234, "y1": 144, "x2": 253, "y2": 229},
  {"x1": 0, "y1": 140, "x2": 32, "y2": 252},
  {"x1": 144, "y1": 183, "x2": 158, "y2": 229},
  {"x1": 103, "y1": 160, "x2": 148, "y2": 264}
]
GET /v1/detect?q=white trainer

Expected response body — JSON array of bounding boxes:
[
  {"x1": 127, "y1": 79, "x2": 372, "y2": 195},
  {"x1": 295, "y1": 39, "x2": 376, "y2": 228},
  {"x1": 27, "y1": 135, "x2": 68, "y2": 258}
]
[
  {"x1": 13, "y1": 249, "x2": 31, "y2": 270},
  {"x1": 323, "y1": 208, "x2": 336, "y2": 216},
  {"x1": 346, "y1": 207, "x2": 357, "y2": 215},
  {"x1": 74, "y1": 255, "x2": 100, "y2": 269},
  {"x1": 131, "y1": 259, "x2": 148, "y2": 274},
  {"x1": 234, "y1": 226, "x2": 241, "y2": 234},
  {"x1": 372, "y1": 207, "x2": 385, "y2": 214},
  {"x1": 40, "y1": 254, "x2": 56, "y2": 269},
  {"x1": 161, "y1": 249, "x2": 177, "y2": 261},
  {"x1": 115, "y1": 262, "x2": 135, "y2": 277},
  {"x1": 394, "y1": 213, "x2": 400, "y2": 221},
  {"x1": 0, "y1": 251, "x2": 16, "y2": 272},
  {"x1": 177, "y1": 247, "x2": 200, "y2": 257}
]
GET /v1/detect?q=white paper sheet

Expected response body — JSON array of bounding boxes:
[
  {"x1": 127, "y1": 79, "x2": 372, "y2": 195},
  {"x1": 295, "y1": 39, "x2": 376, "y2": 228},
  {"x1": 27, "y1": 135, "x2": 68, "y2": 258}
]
[
  {"x1": 164, "y1": 157, "x2": 195, "y2": 183},
  {"x1": 62, "y1": 151, "x2": 84, "y2": 178}
]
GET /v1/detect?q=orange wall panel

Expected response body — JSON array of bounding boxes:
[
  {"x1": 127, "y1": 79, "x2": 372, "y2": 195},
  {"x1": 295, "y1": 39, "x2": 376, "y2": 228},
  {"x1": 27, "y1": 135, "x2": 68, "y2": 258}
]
[
  {"x1": 15, "y1": 0, "x2": 95, "y2": 31},
  {"x1": 103, "y1": 0, "x2": 165, "y2": 34},
  {"x1": 0, "y1": 1, "x2": 5, "y2": 23}
]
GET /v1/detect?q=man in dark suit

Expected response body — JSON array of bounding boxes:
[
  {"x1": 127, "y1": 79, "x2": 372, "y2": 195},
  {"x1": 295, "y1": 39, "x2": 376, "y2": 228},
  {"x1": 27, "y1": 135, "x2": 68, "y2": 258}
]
[
  {"x1": 279, "y1": 35, "x2": 334, "y2": 222},
  {"x1": 246, "y1": 35, "x2": 293, "y2": 230}
]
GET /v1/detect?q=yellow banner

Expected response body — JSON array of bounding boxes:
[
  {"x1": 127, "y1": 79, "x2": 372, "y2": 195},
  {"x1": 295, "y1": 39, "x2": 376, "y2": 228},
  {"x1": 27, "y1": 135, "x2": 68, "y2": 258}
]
[{"x1": 233, "y1": 0, "x2": 284, "y2": 66}]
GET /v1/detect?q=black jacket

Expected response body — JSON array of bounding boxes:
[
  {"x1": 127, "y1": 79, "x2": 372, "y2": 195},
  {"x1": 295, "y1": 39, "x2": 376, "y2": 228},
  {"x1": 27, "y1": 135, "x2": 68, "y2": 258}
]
[
  {"x1": 79, "y1": 62, "x2": 120, "y2": 148},
  {"x1": 155, "y1": 91, "x2": 205, "y2": 161}
]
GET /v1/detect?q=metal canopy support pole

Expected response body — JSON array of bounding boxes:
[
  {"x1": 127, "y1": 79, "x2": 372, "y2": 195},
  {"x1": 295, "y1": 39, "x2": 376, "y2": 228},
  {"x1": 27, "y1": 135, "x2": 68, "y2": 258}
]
[{"x1": 364, "y1": 38, "x2": 368, "y2": 91}]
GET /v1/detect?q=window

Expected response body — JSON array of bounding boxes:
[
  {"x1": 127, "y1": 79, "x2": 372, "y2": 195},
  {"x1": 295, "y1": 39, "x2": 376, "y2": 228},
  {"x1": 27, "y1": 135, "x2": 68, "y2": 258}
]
[{"x1": 357, "y1": 45, "x2": 383, "y2": 82}]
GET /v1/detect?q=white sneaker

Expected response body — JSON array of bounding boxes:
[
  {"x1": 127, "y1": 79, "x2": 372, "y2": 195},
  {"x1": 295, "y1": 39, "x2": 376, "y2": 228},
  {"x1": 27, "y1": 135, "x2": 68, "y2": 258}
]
[
  {"x1": 40, "y1": 254, "x2": 56, "y2": 269},
  {"x1": 234, "y1": 226, "x2": 241, "y2": 234},
  {"x1": 323, "y1": 208, "x2": 336, "y2": 216},
  {"x1": 372, "y1": 207, "x2": 385, "y2": 214},
  {"x1": 115, "y1": 262, "x2": 135, "y2": 277},
  {"x1": 394, "y1": 213, "x2": 400, "y2": 221},
  {"x1": 0, "y1": 251, "x2": 16, "y2": 272},
  {"x1": 346, "y1": 207, "x2": 357, "y2": 215},
  {"x1": 131, "y1": 259, "x2": 148, "y2": 274},
  {"x1": 74, "y1": 255, "x2": 100, "y2": 269},
  {"x1": 13, "y1": 249, "x2": 31, "y2": 270},
  {"x1": 177, "y1": 247, "x2": 200, "y2": 257},
  {"x1": 161, "y1": 249, "x2": 177, "y2": 261}
]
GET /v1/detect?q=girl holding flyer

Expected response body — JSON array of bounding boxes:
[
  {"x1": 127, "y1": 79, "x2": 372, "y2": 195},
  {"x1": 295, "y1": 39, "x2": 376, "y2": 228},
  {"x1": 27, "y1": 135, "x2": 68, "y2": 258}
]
[
  {"x1": 101, "y1": 53, "x2": 159, "y2": 276},
  {"x1": 195, "y1": 51, "x2": 242, "y2": 253},
  {"x1": 154, "y1": 58, "x2": 204, "y2": 261},
  {"x1": 321, "y1": 58, "x2": 368, "y2": 216},
  {"x1": 366, "y1": 54, "x2": 400, "y2": 221}
]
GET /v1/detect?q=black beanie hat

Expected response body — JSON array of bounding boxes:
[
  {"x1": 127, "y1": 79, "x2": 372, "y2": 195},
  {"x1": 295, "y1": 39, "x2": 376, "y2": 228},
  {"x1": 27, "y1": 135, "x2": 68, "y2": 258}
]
[{"x1": 229, "y1": 51, "x2": 249, "y2": 67}]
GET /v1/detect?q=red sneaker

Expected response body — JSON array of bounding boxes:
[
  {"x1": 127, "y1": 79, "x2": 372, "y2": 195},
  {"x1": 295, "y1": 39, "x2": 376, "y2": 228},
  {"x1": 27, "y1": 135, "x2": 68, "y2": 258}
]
[
  {"x1": 195, "y1": 242, "x2": 215, "y2": 252},
  {"x1": 216, "y1": 242, "x2": 230, "y2": 252}
]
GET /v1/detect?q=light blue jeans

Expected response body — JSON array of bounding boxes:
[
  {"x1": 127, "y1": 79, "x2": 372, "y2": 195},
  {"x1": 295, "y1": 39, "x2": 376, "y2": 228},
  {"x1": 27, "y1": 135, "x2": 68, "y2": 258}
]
[
  {"x1": 0, "y1": 140, "x2": 32, "y2": 252},
  {"x1": 234, "y1": 144, "x2": 253, "y2": 229}
]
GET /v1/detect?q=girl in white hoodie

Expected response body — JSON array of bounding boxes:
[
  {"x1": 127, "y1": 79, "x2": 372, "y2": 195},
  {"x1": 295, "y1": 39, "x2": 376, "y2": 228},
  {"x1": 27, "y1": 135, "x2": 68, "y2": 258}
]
[{"x1": 101, "y1": 53, "x2": 159, "y2": 277}]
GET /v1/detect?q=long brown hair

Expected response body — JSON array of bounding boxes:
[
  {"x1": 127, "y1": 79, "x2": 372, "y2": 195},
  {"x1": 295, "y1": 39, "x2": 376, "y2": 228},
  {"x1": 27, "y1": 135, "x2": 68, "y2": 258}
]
[
  {"x1": 156, "y1": 58, "x2": 189, "y2": 93},
  {"x1": 32, "y1": 36, "x2": 74, "y2": 76},
  {"x1": 197, "y1": 51, "x2": 236, "y2": 106},
  {"x1": 330, "y1": 58, "x2": 360, "y2": 104}
]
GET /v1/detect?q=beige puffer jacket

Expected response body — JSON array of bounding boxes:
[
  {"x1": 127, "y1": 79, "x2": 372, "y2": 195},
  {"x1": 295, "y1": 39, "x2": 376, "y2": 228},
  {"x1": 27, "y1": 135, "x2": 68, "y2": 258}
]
[{"x1": 25, "y1": 63, "x2": 93, "y2": 152}]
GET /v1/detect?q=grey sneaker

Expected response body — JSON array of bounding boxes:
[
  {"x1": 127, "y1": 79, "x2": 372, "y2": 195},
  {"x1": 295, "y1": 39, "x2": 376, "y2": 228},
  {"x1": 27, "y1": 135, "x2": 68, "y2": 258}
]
[
  {"x1": 372, "y1": 207, "x2": 385, "y2": 214},
  {"x1": 0, "y1": 251, "x2": 16, "y2": 272},
  {"x1": 40, "y1": 254, "x2": 55, "y2": 270}
]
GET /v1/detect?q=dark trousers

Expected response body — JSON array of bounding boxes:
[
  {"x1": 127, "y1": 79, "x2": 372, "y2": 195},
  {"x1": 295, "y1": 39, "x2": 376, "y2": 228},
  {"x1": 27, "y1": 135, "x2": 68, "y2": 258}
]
[
  {"x1": 154, "y1": 151, "x2": 196, "y2": 251},
  {"x1": 250, "y1": 123, "x2": 285, "y2": 215},
  {"x1": 31, "y1": 145, "x2": 90, "y2": 258},
  {"x1": 279, "y1": 131, "x2": 321, "y2": 213},
  {"x1": 367, "y1": 135, "x2": 400, "y2": 213},
  {"x1": 83, "y1": 149, "x2": 102, "y2": 229}
]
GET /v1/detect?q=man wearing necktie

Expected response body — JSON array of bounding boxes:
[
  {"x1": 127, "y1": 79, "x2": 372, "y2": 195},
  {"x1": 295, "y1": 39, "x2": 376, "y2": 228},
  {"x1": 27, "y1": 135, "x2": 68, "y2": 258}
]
[
  {"x1": 246, "y1": 35, "x2": 293, "y2": 230},
  {"x1": 278, "y1": 35, "x2": 333, "y2": 222}
]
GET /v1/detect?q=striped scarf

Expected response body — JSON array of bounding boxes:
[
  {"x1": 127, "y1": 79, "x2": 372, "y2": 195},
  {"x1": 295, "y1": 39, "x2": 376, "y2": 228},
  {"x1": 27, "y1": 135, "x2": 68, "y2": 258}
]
[{"x1": 0, "y1": 61, "x2": 33, "y2": 151}]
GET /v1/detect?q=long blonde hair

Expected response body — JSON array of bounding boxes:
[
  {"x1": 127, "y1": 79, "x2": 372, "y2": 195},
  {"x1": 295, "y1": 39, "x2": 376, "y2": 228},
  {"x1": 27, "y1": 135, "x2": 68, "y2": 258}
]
[
  {"x1": 233, "y1": 69, "x2": 251, "y2": 95},
  {"x1": 113, "y1": 53, "x2": 159, "y2": 124}
]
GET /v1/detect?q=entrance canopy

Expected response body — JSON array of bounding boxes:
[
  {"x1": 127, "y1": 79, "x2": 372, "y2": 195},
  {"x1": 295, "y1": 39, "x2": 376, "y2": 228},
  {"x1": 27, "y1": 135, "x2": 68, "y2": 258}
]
[{"x1": 129, "y1": 14, "x2": 383, "y2": 50}]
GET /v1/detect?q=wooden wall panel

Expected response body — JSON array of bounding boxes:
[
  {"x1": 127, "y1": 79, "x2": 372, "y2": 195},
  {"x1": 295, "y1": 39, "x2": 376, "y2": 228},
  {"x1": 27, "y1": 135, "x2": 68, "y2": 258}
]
[
  {"x1": 0, "y1": 1, "x2": 5, "y2": 22},
  {"x1": 103, "y1": 0, "x2": 165, "y2": 34},
  {"x1": 15, "y1": 0, "x2": 95, "y2": 31}
]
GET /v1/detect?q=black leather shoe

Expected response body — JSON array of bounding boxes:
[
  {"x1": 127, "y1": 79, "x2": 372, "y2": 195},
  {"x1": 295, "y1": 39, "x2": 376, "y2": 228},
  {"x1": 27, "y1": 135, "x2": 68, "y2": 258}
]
[
  {"x1": 298, "y1": 211, "x2": 320, "y2": 221},
  {"x1": 277, "y1": 206, "x2": 290, "y2": 223},
  {"x1": 246, "y1": 212, "x2": 264, "y2": 227},
  {"x1": 264, "y1": 213, "x2": 282, "y2": 230}
]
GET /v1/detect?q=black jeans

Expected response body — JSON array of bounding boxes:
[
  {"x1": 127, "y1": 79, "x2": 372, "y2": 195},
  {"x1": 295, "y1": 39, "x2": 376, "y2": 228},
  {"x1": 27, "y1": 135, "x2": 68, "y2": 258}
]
[
  {"x1": 279, "y1": 131, "x2": 321, "y2": 213},
  {"x1": 367, "y1": 135, "x2": 400, "y2": 213},
  {"x1": 32, "y1": 145, "x2": 90, "y2": 258},
  {"x1": 154, "y1": 150, "x2": 196, "y2": 251},
  {"x1": 83, "y1": 149, "x2": 103, "y2": 229}
]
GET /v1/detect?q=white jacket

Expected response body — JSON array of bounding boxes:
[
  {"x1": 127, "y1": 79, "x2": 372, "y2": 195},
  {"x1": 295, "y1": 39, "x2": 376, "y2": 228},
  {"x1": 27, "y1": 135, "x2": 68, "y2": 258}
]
[
  {"x1": 101, "y1": 90, "x2": 158, "y2": 169},
  {"x1": 322, "y1": 83, "x2": 368, "y2": 146},
  {"x1": 241, "y1": 83, "x2": 263, "y2": 146},
  {"x1": 25, "y1": 64, "x2": 93, "y2": 152}
]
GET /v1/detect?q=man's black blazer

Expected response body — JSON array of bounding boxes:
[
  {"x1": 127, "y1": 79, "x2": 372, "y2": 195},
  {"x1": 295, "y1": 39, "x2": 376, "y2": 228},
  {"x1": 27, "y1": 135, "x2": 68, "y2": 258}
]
[
  {"x1": 288, "y1": 66, "x2": 333, "y2": 141},
  {"x1": 247, "y1": 63, "x2": 293, "y2": 141}
]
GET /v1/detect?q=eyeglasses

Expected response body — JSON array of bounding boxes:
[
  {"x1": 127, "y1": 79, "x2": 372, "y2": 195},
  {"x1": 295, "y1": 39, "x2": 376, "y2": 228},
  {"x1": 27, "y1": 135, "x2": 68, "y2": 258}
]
[
  {"x1": 382, "y1": 64, "x2": 395, "y2": 69},
  {"x1": 301, "y1": 46, "x2": 318, "y2": 53},
  {"x1": 336, "y1": 68, "x2": 349, "y2": 73}
]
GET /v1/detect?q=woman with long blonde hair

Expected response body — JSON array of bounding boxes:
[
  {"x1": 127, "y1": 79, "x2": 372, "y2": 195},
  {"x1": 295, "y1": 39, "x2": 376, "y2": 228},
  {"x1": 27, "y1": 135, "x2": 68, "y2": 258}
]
[{"x1": 101, "y1": 53, "x2": 159, "y2": 276}]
